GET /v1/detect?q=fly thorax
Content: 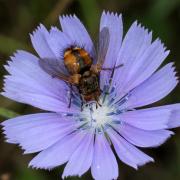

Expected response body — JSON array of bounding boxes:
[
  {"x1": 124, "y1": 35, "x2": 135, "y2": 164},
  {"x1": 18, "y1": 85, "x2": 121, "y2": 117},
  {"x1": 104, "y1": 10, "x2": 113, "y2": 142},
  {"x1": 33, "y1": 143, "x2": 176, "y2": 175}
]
[{"x1": 79, "y1": 71, "x2": 99, "y2": 95}]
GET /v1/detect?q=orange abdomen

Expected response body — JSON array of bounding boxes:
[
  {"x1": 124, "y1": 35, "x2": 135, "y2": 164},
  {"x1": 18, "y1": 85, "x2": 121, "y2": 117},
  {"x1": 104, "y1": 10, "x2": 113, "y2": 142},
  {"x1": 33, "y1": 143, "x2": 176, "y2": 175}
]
[{"x1": 64, "y1": 47, "x2": 92, "y2": 74}]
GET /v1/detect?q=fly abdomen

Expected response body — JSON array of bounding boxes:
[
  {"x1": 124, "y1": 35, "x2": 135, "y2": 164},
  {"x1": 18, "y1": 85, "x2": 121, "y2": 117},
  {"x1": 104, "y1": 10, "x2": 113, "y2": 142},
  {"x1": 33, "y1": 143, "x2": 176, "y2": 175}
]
[{"x1": 64, "y1": 47, "x2": 92, "y2": 74}]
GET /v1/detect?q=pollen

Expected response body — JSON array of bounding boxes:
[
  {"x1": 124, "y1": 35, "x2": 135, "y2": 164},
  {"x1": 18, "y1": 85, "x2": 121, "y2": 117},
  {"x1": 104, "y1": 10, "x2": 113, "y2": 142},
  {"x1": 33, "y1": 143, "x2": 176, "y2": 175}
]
[
  {"x1": 80, "y1": 100, "x2": 116, "y2": 131},
  {"x1": 91, "y1": 105, "x2": 111, "y2": 125}
]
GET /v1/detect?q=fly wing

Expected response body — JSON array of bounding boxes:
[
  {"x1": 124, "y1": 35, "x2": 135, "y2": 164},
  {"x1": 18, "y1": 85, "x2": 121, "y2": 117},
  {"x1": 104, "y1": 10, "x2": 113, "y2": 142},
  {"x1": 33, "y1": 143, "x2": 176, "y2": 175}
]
[
  {"x1": 97, "y1": 27, "x2": 110, "y2": 66},
  {"x1": 39, "y1": 58, "x2": 70, "y2": 82}
]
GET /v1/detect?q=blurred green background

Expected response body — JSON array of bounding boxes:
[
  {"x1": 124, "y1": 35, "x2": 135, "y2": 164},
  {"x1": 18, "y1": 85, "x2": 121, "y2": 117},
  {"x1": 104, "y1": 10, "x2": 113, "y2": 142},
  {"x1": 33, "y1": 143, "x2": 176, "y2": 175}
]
[{"x1": 0, "y1": 0, "x2": 180, "y2": 179}]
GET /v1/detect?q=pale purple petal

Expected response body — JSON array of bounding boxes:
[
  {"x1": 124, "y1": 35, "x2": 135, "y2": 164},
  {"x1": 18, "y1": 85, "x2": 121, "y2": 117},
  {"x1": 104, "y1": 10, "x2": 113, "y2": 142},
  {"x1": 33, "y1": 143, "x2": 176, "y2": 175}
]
[
  {"x1": 125, "y1": 63, "x2": 178, "y2": 109},
  {"x1": 91, "y1": 133, "x2": 118, "y2": 180},
  {"x1": 2, "y1": 92, "x2": 77, "y2": 113},
  {"x1": 169, "y1": 110, "x2": 180, "y2": 128},
  {"x1": 0, "y1": 11, "x2": 179, "y2": 180},
  {"x1": 30, "y1": 24, "x2": 55, "y2": 58},
  {"x1": 100, "y1": 11, "x2": 123, "y2": 87},
  {"x1": 113, "y1": 22, "x2": 170, "y2": 98},
  {"x1": 2, "y1": 50, "x2": 79, "y2": 113},
  {"x1": 125, "y1": 40, "x2": 169, "y2": 92},
  {"x1": 29, "y1": 131, "x2": 86, "y2": 170},
  {"x1": 62, "y1": 131, "x2": 94, "y2": 178},
  {"x1": 150, "y1": 104, "x2": 180, "y2": 128},
  {"x1": 108, "y1": 129, "x2": 154, "y2": 169},
  {"x1": 113, "y1": 21, "x2": 152, "y2": 96},
  {"x1": 117, "y1": 123, "x2": 173, "y2": 147},
  {"x1": 59, "y1": 15, "x2": 96, "y2": 59},
  {"x1": 118, "y1": 107, "x2": 171, "y2": 130},
  {"x1": 47, "y1": 27, "x2": 73, "y2": 59},
  {"x1": 2, "y1": 113, "x2": 76, "y2": 153}
]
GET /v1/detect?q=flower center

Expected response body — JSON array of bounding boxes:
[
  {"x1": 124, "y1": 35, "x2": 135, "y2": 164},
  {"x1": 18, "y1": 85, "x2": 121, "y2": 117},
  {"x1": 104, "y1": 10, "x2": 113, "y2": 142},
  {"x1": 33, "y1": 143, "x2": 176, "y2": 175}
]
[
  {"x1": 87, "y1": 102, "x2": 113, "y2": 126},
  {"x1": 91, "y1": 105, "x2": 111, "y2": 126},
  {"x1": 69, "y1": 86, "x2": 132, "y2": 133},
  {"x1": 76, "y1": 97, "x2": 118, "y2": 132}
]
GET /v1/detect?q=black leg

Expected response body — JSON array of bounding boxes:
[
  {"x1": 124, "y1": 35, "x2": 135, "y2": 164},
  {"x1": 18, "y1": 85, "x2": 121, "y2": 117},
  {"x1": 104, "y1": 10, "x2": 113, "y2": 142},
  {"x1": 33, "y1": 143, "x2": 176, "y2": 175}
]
[
  {"x1": 102, "y1": 65, "x2": 117, "y2": 103},
  {"x1": 101, "y1": 64, "x2": 123, "y2": 71},
  {"x1": 80, "y1": 95, "x2": 84, "y2": 111},
  {"x1": 68, "y1": 85, "x2": 73, "y2": 108},
  {"x1": 95, "y1": 95, "x2": 102, "y2": 108}
]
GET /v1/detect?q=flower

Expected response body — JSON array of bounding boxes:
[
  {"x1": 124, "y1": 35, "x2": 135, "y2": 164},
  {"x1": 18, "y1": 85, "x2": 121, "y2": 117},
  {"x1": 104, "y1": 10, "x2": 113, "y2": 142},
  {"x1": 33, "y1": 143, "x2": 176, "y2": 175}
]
[{"x1": 1, "y1": 11, "x2": 180, "y2": 180}]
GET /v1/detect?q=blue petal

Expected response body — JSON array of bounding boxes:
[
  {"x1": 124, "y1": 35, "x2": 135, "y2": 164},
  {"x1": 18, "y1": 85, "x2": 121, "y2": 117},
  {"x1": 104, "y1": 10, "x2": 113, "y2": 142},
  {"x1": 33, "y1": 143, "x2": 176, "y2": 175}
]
[
  {"x1": 116, "y1": 123, "x2": 173, "y2": 148},
  {"x1": 59, "y1": 15, "x2": 96, "y2": 59},
  {"x1": 91, "y1": 133, "x2": 118, "y2": 180},
  {"x1": 2, "y1": 113, "x2": 76, "y2": 153},
  {"x1": 62, "y1": 131, "x2": 94, "y2": 178},
  {"x1": 30, "y1": 24, "x2": 55, "y2": 58},
  {"x1": 100, "y1": 11, "x2": 123, "y2": 88},
  {"x1": 29, "y1": 131, "x2": 87, "y2": 170},
  {"x1": 118, "y1": 107, "x2": 171, "y2": 130},
  {"x1": 150, "y1": 104, "x2": 180, "y2": 129},
  {"x1": 2, "y1": 50, "x2": 79, "y2": 113},
  {"x1": 108, "y1": 129, "x2": 154, "y2": 169},
  {"x1": 47, "y1": 27, "x2": 73, "y2": 59},
  {"x1": 113, "y1": 21, "x2": 169, "y2": 99},
  {"x1": 125, "y1": 63, "x2": 178, "y2": 108}
]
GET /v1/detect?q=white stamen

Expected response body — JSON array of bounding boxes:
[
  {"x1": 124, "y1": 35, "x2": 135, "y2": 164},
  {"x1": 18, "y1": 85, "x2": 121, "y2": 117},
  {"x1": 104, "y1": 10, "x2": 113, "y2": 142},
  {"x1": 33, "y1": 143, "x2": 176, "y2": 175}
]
[
  {"x1": 80, "y1": 100, "x2": 116, "y2": 130},
  {"x1": 72, "y1": 87, "x2": 131, "y2": 132}
]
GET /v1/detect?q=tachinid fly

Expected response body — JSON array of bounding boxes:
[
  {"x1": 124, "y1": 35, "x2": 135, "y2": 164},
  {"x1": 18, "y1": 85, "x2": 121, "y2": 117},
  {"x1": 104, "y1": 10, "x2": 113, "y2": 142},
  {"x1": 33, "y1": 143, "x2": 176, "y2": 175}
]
[{"x1": 38, "y1": 27, "x2": 123, "y2": 109}]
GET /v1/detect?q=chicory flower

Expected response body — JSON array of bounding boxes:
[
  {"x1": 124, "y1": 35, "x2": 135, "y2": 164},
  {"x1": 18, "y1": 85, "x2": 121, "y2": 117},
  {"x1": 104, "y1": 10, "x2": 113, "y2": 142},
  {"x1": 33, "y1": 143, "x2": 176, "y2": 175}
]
[{"x1": 1, "y1": 11, "x2": 180, "y2": 180}]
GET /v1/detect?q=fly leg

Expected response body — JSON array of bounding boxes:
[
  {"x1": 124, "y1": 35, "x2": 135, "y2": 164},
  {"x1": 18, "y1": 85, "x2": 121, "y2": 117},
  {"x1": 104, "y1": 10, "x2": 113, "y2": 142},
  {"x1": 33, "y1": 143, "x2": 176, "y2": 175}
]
[
  {"x1": 90, "y1": 64, "x2": 123, "y2": 74},
  {"x1": 95, "y1": 92, "x2": 102, "y2": 108},
  {"x1": 102, "y1": 65, "x2": 116, "y2": 103},
  {"x1": 102, "y1": 64, "x2": 123, "y2": 103},
  {"x1": 101, "y1": 64, "x2": 123, "y2": 71},
  {"x1": 68, "y1": 84, "x2": 73, "y2": 108},
  {"x1": 95, "y1": 101, "x2": 102, "y2": 109},
  {"x1": 80, "y1": 95, "x2": 84, "y2": 111}
]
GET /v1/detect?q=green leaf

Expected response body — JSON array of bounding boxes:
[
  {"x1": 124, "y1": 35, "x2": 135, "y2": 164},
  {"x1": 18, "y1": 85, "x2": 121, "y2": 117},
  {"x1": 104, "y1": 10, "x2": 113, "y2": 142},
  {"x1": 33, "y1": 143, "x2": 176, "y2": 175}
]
[{"x1": 0, "y1": 108, "x2": 19, "y2": 119}]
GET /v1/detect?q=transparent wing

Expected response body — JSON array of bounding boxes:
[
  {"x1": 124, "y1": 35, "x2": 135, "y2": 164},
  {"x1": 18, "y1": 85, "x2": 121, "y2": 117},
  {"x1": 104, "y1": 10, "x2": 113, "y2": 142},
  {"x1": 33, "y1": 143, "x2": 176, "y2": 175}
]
[
  {"x1": 39, "y1": 58, "x2": 70, "y2": 82},
  {"x1": 97, "y1": 27, "x2": 110, "y2": 66}
]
